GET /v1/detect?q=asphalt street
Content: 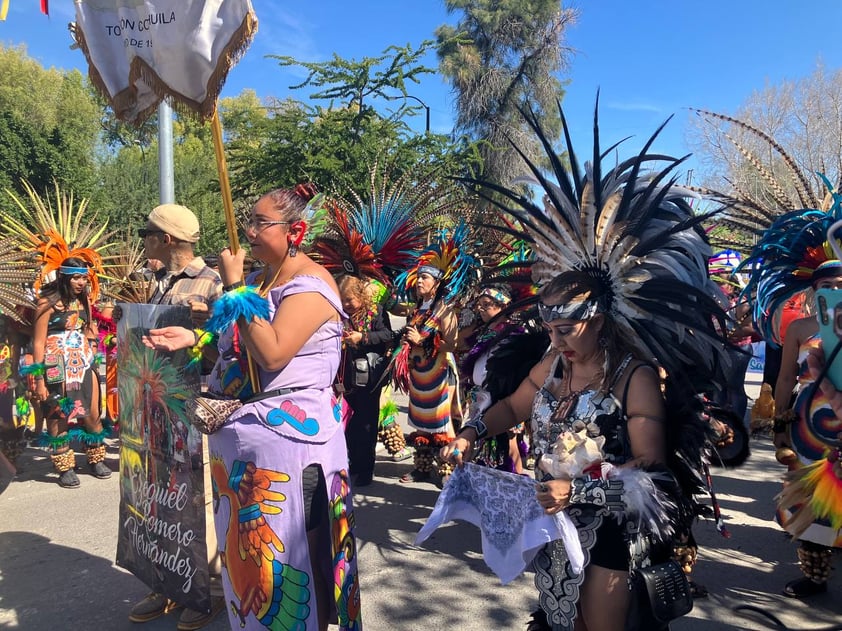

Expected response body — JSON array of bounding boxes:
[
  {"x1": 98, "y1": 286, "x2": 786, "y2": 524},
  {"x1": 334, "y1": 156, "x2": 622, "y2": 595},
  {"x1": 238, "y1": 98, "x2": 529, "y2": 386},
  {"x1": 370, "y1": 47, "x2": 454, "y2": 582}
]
[{"x1": 0, "y1": 377, "x2": 840, "y2": 630}]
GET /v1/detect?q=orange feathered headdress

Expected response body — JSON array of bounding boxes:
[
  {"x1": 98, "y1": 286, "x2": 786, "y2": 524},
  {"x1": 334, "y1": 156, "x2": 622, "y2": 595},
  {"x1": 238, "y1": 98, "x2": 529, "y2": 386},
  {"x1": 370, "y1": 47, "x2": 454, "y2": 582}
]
[
  {"x1": 1, "y1": 180, "x2": 112, "y2": 302},
  {"x1": 36, "y1": 228, "x2": 105, "y2": 300}
]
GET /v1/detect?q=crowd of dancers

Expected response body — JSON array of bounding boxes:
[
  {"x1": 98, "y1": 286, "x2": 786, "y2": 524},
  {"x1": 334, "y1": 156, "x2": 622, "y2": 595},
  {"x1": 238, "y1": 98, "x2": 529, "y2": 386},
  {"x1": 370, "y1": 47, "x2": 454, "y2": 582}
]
[{"x1": 0, "y1": 103, "x2": 839, "y2": 631}]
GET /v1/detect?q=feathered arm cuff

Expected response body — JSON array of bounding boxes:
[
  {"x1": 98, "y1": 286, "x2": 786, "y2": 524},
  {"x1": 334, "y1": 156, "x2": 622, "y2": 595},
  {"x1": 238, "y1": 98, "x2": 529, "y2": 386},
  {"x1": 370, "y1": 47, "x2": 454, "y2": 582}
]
[
  {"x1": 568, "y1": 465, "x2": 676, "y2": 542},
  {"x1": 204, "y1": 286, "x2": 270, "y2": 335},
  {"x1": 20, "y1": 362, "x2": 45, "y2": 377},
  {"x1": 187, "y1": 329, "x2": 218, "y2": 368}
]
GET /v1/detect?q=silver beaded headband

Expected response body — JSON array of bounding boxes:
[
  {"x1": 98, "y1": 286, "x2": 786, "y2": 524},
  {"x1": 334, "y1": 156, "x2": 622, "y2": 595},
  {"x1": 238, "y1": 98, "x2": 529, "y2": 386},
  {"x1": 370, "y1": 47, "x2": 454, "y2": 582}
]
[{"x1": 538, "y1": 299, "x2": 599, "y2": 322}]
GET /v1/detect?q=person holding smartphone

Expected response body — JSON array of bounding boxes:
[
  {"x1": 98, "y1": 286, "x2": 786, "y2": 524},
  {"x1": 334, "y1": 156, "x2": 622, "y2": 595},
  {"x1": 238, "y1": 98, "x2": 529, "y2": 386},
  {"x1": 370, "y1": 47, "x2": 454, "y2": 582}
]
[{"x1": 742, "y1": 226, "x2": 842, "y2": 598}]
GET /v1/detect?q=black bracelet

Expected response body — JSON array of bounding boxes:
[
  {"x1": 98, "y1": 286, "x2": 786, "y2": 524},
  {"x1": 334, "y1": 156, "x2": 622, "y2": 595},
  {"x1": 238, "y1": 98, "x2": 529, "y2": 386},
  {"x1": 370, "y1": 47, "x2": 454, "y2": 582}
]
[
  {"x1": 223, "y1": 281, "x2": 244, "y2": 292},
  {"x1": 460, "y1": 416, "x2": 488, "y2": 440}
]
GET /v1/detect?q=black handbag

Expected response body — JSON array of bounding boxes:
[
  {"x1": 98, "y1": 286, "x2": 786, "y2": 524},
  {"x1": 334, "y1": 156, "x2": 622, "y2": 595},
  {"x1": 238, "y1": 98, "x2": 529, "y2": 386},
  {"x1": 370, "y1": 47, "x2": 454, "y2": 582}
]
[
  {"x1": 352, "y1": 352, "x2": 383, "y2": 389},
  {"x1": 631, "y1": 560, "x2": 693, "y2": 625}
]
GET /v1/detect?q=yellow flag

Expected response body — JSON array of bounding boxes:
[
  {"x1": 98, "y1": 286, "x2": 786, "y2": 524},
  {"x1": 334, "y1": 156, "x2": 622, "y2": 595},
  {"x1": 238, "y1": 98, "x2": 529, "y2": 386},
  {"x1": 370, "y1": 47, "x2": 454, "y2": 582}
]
[{"x1": 0, "y1": 0, "x2": 10, "y2": 21}]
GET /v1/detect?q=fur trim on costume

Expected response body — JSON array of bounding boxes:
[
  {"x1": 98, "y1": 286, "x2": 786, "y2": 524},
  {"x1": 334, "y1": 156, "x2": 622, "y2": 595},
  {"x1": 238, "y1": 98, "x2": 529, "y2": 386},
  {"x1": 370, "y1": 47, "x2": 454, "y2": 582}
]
[
  {"x1": 19, "y1": 362, "x2": 45, "y2": 376},
  {"x1": 204, "y1": 285, "x2": 270, "y2": 334},
  {"x1": 70, "y1": 425, "x2": 112, "y2": 446}
]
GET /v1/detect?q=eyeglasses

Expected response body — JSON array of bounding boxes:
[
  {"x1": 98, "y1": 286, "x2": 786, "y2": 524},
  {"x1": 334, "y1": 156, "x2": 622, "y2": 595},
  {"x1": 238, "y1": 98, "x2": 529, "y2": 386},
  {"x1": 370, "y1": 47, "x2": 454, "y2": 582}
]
[
  {"x1": 476, "y1": 300, "x2": 498, "y2": 310},
  {"x1": 243, "y1": 218, "x2": 290, "y2": 233},
  {"x1": 138, "y1": 228, "x2": 165, "y2": 238}
]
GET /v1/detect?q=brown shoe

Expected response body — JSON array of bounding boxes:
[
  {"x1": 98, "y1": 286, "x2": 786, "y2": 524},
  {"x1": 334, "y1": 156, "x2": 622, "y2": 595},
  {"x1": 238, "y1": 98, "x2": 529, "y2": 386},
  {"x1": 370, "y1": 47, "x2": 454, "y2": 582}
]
[
  {"x1": 128, "y1": 592, "x2": 181, "y2": 623},
  {"x1": 176, "y1": 597, "x2": 225, "y2": 631}
]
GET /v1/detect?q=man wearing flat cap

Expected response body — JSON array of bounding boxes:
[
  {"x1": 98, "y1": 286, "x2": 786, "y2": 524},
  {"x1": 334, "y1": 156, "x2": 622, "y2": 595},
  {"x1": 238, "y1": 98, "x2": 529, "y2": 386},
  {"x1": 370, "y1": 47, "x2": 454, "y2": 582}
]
[
  {"x1": 128, "y1": 203, "x2": 224, "y2": 629},
  {"x1": 140, "y1": 203, "x2": 222, "y2": 312}
]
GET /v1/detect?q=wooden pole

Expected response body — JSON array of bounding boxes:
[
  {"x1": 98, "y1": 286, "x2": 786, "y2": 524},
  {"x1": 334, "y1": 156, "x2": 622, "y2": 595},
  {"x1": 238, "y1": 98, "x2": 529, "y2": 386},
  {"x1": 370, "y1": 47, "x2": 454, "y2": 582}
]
[
  {"x1": 209, "y1": 105, "x2": 260, "y2": 391},
  {"x1": 210, "y1": 108, "x2": 239, "y2": 253}
]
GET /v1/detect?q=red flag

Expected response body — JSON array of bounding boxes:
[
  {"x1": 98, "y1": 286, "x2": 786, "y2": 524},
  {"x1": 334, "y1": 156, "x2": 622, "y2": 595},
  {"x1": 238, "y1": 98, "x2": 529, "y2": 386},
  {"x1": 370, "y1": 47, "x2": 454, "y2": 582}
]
[{"x1": 40, "y1": 0, "x2": 47, "y2": 15}]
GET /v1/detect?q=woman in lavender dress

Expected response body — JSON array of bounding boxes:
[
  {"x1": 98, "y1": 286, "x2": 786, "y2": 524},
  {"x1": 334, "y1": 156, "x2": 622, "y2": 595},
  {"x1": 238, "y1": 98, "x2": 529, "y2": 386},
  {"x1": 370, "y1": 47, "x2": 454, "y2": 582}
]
[{"x1": 145, "y1": 186, "x2": 362, "y2": 631}]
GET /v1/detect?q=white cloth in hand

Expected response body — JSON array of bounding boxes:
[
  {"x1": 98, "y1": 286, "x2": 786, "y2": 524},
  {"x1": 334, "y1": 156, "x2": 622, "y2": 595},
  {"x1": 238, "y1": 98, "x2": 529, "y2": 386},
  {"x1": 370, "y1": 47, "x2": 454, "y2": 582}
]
[{"x1": 415, "y1": 463, "x2": 584, "y2": 583}]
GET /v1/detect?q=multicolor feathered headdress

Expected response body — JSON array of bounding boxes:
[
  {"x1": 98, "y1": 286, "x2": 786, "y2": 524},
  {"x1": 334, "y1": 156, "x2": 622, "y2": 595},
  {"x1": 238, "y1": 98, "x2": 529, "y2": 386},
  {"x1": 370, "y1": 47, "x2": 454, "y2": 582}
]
[
  {"x1": 310, "y1": 199, "x2": 388, "y2": 282},
  {"x1": 738, "y1": 186, "x2": 842, "y2": 344},
  {"x1": 397, "y1": 221, "x2": 480, "y2": 304},
  {"x1": 312, "y1": 164, "x2": 470, "y2": 298},
  {"x1": 477, "y1": 225, "x2": 537, "y2": 308},
  {"x1": 465, "y1": 100, "x2": 730, "y2": 388},
  {"x1": 2, "y1": 180, "x2": 111, "y2": 301}
]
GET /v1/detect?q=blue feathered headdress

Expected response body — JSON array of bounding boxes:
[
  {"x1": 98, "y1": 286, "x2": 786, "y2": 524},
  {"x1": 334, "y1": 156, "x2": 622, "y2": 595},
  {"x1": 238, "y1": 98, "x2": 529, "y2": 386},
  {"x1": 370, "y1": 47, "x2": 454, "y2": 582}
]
[{"x1": 739, "y1": 178, "x2": 842, "y2": 345}]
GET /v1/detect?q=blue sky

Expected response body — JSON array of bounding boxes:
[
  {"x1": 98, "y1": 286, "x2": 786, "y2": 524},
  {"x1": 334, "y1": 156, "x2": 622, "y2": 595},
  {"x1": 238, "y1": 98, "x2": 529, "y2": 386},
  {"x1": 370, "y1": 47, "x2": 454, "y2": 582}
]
[{"x1": 2, "y1": 1, "x2": 841, "y2": 182}]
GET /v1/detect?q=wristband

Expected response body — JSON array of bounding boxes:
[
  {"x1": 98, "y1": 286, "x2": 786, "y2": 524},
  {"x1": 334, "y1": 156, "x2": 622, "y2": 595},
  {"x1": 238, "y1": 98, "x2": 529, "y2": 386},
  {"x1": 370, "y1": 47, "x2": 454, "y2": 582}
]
[
  {"x1": 460, "y1": 416, "x2": 488, "y2": 440},
  {"x1": 772, "y1": 409, "x2": 796, "y2": 434},
  {"x1": 223, "y1": 281, "x2": 245, "y2": 292}
]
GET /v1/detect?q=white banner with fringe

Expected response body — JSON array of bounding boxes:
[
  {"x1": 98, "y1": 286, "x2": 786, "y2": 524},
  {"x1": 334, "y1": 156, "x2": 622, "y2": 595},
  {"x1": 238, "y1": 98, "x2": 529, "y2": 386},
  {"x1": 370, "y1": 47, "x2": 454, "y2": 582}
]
[{"x1": 72, "y1": 0, "x2": 256, "y2": 124}]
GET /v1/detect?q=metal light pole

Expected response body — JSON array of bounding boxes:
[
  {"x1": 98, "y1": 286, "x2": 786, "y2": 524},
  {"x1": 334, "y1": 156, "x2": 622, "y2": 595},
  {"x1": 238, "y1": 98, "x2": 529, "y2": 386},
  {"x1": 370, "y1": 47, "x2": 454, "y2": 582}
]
[
  {"x1": 387, "y1": 94, "x2": 430, "y2": 133},
  {"x1": 158, "y1": 101, "x2": 175, "y2": 204}
]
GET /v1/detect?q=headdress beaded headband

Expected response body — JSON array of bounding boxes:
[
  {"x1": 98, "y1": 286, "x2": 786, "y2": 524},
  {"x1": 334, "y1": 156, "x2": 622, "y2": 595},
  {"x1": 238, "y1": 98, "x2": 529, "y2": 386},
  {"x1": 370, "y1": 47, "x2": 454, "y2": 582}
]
[
  {"x1": 478, "y1": 287, "x2": 511, "y2": 306},
  {"x1": 538, "y1": 300, "x2": 598, "y2": 322},
  {"x1": 417, "y1": 265, "x2": 444, "y2": 280}
]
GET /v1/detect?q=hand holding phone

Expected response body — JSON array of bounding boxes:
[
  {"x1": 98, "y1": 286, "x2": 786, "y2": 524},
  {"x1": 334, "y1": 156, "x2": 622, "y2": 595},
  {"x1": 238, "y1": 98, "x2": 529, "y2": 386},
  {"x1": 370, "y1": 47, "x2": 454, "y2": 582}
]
[{"x1": 814, "y1": 288, "x2": 842, "y2": 389}]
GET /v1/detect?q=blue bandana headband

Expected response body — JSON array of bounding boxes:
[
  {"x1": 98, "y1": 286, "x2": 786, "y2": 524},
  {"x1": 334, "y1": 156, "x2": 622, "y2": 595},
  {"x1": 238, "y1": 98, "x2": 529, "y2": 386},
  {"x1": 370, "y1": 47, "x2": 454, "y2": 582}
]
[
  {"x1": 417, "y1": 265, "x2": 444, "y2": 280},
  {"x1": 60, "y1": 266, "x2": 90, "y2": 276},
  {"x1": 538, "y1": 300, "x2": 599, "y2": 322}
]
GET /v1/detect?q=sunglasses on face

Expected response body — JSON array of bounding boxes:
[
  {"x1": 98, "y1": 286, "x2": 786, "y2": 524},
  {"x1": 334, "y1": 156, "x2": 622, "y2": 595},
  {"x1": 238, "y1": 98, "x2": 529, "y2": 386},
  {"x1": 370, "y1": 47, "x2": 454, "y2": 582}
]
[{"x1": 138, "y1": 228, "x2": 165, "y2": 238}]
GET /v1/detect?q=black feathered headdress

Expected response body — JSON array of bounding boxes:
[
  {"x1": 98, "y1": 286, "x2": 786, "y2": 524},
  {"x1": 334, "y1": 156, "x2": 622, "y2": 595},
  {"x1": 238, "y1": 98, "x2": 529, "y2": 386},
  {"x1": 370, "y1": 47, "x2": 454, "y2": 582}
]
[
  {"x1": 463, "y1": 98, "x2": 731, "y2": 393},
  {"x1": 462, "y1": 97, "x2": 734, "y2": 522}
]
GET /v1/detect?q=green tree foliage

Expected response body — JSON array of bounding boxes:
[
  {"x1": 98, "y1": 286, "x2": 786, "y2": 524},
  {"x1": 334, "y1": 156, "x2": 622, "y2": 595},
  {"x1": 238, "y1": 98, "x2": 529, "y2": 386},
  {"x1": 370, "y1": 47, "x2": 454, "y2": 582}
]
[
  {"x1": 435, "y1": 0, "x2": 577, "y2": 187},
  {"x1": 227, "y1": 43, "x2": 481, "y2": 201},
  {"x1": 94, "y1": 92, "x2": 273, "y2": 256},
  {"x1": 0, "y1": 45, "x2": 100, "y2": 217}
]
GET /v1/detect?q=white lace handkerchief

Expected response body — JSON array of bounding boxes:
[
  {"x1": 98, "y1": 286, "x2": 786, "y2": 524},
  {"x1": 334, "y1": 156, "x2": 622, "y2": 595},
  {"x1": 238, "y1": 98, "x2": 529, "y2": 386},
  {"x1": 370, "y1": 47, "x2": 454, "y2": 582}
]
[{"x1": 415, "y1": 463, "x2": 583, "y2": 583}]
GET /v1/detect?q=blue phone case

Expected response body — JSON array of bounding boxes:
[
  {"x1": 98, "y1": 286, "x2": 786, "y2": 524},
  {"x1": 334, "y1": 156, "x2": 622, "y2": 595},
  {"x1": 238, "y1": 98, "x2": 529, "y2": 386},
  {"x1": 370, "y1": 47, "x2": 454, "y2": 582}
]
[{"x1": 814, "y1": 288, "x2": 842, "y2": 389}]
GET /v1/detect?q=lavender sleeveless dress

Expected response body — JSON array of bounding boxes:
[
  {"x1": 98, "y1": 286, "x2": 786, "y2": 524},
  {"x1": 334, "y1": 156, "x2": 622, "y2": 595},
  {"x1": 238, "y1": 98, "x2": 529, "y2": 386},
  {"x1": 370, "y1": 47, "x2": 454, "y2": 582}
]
[{"x1": 207, "y1": 275, "x2": 362, "y2": 630}]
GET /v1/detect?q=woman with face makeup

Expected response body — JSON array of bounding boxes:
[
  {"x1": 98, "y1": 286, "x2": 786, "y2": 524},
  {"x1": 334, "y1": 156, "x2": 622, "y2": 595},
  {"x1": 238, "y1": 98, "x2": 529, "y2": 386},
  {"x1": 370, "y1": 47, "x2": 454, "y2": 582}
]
[{"x1": 435, "y1": 106, "x2": 730, "y2": 630}]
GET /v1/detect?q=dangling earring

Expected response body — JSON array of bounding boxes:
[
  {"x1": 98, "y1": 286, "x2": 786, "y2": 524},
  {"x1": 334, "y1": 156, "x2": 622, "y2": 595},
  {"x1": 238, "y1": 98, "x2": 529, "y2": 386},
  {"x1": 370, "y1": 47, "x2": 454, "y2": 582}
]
[
  {"x1": 598, "y1": 336, "x2": 608, "y2": 349},
  {"x1": 288, "y1": 240, "x2": 298, "y2": 258}
]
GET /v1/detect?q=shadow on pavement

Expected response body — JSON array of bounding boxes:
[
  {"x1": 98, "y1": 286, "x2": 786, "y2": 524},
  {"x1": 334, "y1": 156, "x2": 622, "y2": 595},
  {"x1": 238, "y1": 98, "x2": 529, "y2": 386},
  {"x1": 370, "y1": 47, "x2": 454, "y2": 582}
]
[
  {"x1": 681, "y1": 439, "x2": 841, "y2": 630},
  {"x1": 351, "y1": 458, "x2": 536, "y2": 630},
  {"x1": 0, "y1": 531, "x2": 142, "y2": 629}
]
